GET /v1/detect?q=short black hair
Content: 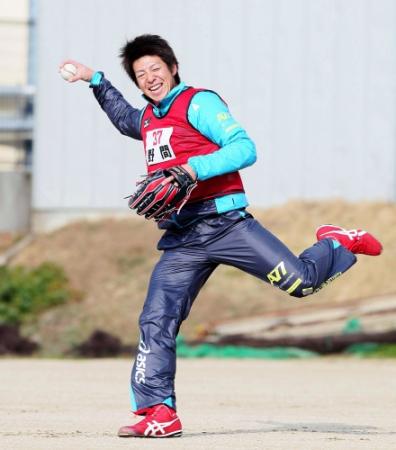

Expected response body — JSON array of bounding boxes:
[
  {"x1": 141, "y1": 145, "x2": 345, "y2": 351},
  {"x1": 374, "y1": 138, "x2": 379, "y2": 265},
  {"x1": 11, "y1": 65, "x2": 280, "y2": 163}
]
[{"x1": 120, "y1": 34, "x2": 180, "y2": 86}]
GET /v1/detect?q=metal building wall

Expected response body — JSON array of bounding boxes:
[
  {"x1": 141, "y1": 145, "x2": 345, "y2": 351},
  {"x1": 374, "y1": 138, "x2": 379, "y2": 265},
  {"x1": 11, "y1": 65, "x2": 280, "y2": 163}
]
[{"x1": 33, "y1": 0, "x2": 396, "y2": 227}]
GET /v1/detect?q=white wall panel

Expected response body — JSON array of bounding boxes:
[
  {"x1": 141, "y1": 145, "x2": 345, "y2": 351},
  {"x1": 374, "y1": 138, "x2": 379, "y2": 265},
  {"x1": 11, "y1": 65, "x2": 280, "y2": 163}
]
[{"x1": 33, "y1": 0, "x2": 396, "y2": 214}]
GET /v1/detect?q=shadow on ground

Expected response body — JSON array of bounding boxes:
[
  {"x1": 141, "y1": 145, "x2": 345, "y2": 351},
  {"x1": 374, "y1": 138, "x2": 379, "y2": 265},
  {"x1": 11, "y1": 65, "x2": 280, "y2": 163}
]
[{"x1": 184, "y1": 421, "x2": 396, "y2": 438}]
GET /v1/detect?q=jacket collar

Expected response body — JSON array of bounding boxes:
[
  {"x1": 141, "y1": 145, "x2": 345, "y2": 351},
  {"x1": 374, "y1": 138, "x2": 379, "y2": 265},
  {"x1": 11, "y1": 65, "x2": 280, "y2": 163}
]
[{"x1": 143, "y1": 82, "x2": 187, "y2": 117}]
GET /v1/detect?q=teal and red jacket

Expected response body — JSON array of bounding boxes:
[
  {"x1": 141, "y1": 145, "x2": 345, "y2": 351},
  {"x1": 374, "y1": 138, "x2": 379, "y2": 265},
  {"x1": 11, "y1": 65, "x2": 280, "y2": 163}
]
[{"x1": 91, "y1": 75, "x2": 257, "y2": 214}]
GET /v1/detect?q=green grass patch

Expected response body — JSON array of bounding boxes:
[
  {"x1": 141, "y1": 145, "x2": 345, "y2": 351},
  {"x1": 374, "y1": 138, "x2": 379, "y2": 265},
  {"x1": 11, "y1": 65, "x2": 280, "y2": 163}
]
[
  {"x1": 0, "y1": 262, "x2": 73, "y2": 325},
  {"x1": 346, "y1": 343, "x2": 396, "y2": 358}
]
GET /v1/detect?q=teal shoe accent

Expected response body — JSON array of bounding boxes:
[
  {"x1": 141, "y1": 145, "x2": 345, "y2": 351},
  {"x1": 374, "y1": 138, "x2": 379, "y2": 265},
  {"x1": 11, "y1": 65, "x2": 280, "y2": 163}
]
[
  {"x1": 163, "y1": 397, "x2": 173, "y2": 408},
  {"x1": 130, "y1": 386, "x2": 172, "y2": 411},
  {"x1": 129, "y1": 384, "x2": 138, "y2": 412},
  {"x1": 214, "y1": 193, "x2": 248, "y2": 214},
  {"x1": 332, "y1": 240, "x2": 341, "y2": 249}
]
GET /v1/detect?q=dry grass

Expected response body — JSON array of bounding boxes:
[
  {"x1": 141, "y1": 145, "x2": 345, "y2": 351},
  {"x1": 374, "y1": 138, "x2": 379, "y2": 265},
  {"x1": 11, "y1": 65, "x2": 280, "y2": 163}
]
[{"x1": 0, "y1": 232, "x2": 21, "y2": 254}]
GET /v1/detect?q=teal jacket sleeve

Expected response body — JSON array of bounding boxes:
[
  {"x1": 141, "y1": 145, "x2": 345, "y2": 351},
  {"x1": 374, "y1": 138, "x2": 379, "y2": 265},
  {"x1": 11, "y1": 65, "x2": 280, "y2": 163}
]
[{"x1": 187, "y1": 91, "x2": 256, "y2": 180}]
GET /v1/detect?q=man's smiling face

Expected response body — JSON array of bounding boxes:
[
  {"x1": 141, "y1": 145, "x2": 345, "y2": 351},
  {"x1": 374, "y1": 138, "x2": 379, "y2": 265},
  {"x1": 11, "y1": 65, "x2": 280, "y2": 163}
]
[{"x1": 133, "y1": 55, "x2": 177, "y2": 104}]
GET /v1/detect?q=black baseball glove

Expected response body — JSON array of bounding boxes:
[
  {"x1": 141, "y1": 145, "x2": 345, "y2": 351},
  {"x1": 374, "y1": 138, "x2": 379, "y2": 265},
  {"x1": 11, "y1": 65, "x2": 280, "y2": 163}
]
[{"x1": 126, "y1": 166, "x2": 197, "y2": 220}]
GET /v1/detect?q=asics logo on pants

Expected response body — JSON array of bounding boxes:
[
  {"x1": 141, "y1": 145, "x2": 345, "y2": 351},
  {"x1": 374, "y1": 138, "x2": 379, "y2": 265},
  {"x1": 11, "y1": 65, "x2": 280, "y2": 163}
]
[{"x1": 135, "y1": 338, "x2": 151, "y2": 385}]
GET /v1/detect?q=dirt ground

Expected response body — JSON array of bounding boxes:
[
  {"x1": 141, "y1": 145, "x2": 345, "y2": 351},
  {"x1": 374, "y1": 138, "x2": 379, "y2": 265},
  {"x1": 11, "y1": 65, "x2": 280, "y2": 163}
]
[{"x1": 1, "y1": 358, "x2": 396, "y2": 450}]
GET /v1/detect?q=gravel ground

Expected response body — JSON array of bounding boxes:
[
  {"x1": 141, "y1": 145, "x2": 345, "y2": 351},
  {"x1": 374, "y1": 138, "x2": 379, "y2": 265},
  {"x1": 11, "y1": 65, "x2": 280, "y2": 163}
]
[{"x1": 1, "y1": 358, "x2": 396, "y2": 450}]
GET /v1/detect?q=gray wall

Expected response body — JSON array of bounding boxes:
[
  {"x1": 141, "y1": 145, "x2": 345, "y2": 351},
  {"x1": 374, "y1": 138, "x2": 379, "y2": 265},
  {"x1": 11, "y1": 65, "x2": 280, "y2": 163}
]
[
  {"x1": 33, "y1": 0, "x2": 396, "y2": 224},
  {"x1": 0, "y1": 170, "x2": 31, "y2": 232}
]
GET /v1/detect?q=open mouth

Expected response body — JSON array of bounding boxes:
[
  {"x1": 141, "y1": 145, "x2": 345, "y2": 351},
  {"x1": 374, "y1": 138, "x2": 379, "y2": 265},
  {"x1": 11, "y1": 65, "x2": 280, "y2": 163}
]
[{"x1": 149, "y1": 83, "x2": 162, "y2": 93}]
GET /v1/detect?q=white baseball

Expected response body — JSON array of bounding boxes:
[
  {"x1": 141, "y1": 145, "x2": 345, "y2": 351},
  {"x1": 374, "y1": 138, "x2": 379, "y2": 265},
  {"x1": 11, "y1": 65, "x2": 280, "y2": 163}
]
[{"x1": 60, "y1": 63, "x2": 77, "y2": 81}]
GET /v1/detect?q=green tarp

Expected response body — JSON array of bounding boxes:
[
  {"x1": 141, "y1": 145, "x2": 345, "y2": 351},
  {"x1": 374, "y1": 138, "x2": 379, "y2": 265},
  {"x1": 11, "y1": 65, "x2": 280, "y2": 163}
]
[{"x1": 176, "y1": 338, "x2": 318, "y2": 359}]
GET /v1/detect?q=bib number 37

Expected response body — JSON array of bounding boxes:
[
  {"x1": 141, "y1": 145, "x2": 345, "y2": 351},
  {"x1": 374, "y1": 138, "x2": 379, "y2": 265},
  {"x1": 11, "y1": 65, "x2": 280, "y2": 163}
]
[{"x1": 145, "y1": 127, "x2": 176, "y2": 165}]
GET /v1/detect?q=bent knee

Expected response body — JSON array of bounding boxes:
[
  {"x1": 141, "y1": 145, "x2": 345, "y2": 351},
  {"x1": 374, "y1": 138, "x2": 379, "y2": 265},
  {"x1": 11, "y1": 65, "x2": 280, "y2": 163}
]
[
  {"x1": 268, "y1": 269, "x2": 314, "y2": 298},
  {"x1": 266, "y1": 275, "x2": 314, "y2": 298},
  {"x1": 286, "y1": 283, "x2": 314, "y2": 298},
  {"x1": 266, "y1": 261, "x2": 316, "y2": 298},
  {"x1": 277, "y1": 277, "x2": 315, "y2": 298}
]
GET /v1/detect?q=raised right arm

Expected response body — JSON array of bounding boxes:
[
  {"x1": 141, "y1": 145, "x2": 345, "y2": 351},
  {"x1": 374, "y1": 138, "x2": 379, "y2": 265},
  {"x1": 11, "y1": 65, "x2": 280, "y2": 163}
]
[
  {"x1": 59, "y1": 60, "x2": 143, "y2": 140},
  {"x1": 91, "y1": 74, "x2": 143, "y2": 140}
]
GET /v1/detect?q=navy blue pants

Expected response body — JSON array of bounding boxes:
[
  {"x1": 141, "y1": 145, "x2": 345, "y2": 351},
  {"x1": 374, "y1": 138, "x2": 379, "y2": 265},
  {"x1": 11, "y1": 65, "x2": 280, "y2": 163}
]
[{"x1": 130, "y1": 207, "x2": 356, "y2": 413}]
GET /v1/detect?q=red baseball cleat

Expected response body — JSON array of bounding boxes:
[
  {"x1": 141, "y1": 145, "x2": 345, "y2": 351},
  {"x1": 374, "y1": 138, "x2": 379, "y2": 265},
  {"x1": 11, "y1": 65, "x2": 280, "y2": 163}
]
[
  {"x1": 316, "y1": 224, "x2": 382, "y2": 256},
  {"x1": 118, "y1": 404, "x2": 182, "y2": 438}
]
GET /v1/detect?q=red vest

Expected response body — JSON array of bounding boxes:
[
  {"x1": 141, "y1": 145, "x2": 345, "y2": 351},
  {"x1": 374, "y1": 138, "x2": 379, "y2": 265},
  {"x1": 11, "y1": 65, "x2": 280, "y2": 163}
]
[{"x1": 140, "y1": 87, "x2": 244, "y2": 203}]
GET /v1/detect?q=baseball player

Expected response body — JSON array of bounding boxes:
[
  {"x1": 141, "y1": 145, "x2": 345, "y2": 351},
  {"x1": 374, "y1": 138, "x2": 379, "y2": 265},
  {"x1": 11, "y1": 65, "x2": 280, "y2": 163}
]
[{"x1": 61, "y1": 34, "x2": 382, "y2": 438}]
